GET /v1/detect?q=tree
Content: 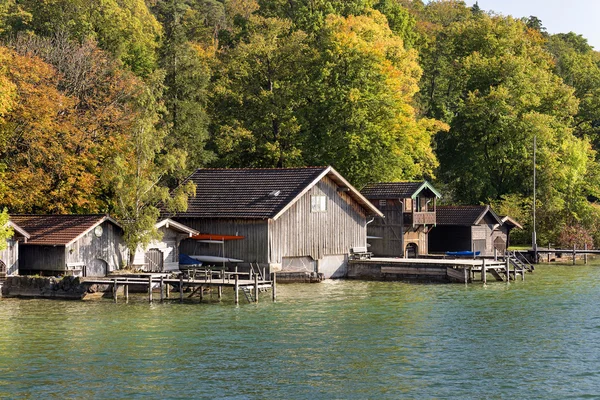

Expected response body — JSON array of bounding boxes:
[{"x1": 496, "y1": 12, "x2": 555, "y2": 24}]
[
  {"x1": 153, "y1": 0, "x2": 215, "y2": 174},
  {"x1": 104, "y1": 71, "x2": 195, "y2": 263},
  {"x1": 301, "y1": 11, "x2": 445, "y2": 186},
  {"x1": 211, "y1": 16, "x2": 311, "y2": 168},
  {"x1": 0, "y1": 208, "x2": 12, "y2": 251},
  {"x1": 0, "y1": 0, "x2": 162, "y2": 76}
]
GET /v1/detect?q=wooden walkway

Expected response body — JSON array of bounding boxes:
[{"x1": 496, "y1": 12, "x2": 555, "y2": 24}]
[
  {"x1": 348, "y1": 257, "x2": 529, "y2": 284},
  {"x1": 81, "y1": 271, "x2": 276, "y2": 304}
]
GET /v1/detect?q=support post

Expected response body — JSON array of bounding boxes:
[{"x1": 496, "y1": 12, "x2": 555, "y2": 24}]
[
  {"x1": 166, "y1": 280, "x2": 170, "y2": 298},
  {"x1": 124, "y1": 279, "x2": 129, "y2": 302},
  {"x1": 482, "y1": 258, "x2": 487, "y2": 284},
  {"x1": 218, "y1": 285, "x2": 222, "y2": 300},
  {"x1": 505, "y1": 258, "x2": 510, "y2": 282},
  {"x1": 179, "y1": 274, "x2": 184, "y2": 303},
  {"x1": 234, "y1": 274, "x2": 239, "y2": 305},
  {"x1": 585, "y1": 243, "x2": 588, "y2": 265},
  {"x1": 573, "y1": 244, "x2": 576, "y2": 265},
  {"x1": 199, "y1": 285, "x2": 204, "y2": 301},
  {"x1": 160, "y1": 276, "x2": 164, "y2": 302},
  {"x1": 148, "y1": 276, "x2": 153, "y2": 303},
  {"x1": 548, "y1": 243, "x2": 551, "y2": 263},
  {"x1": 494, "y1": 248, "x2": 498, "y2": 261},
  {"x1": 113, "y1": 278, "x2": 118, "y2": 302},
  {"x1": 254, "y1": 273, "x2": 259, "y2": 303},
  {"x1": 272, "y1": 272, "x2": 277, "y2": 301},
  {"x1": 463, "y1": 267, "x2": 468, "y2": 285}
]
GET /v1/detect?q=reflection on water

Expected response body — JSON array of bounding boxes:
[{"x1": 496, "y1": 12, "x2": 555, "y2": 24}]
[{"x1": 1, "y1": 264, "x2": 599, "y2": 399}]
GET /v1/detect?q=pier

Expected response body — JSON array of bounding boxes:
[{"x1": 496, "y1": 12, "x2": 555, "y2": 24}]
[
  {"x1": 81, "y1": 269, "x2": 276, "y2": 304},
  {"x1": 348, "y1": 256, "x2": 530, "y2": 284}
]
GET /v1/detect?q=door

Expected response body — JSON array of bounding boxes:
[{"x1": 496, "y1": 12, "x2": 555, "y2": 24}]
[
  {"x1": 145, "y1": 249, "x2": 164, "y2": 272},
  {"x1": 86, "y1": 259, "x2": 108, "y2": 277},
  {"x1": 406, "y1": 243, "x2": 418, "y2": 258},
  {"x1": 494, "y1": 236, "x2": 507, "y2": 254}
]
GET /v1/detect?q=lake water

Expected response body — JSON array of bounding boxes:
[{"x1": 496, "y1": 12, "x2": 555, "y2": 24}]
[{"x1": 1, "y1": 264, "x2": 599, "y2": 399}]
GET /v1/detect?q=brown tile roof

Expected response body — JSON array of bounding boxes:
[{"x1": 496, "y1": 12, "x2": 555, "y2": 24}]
[
  {"x1": 436, "y1": 206, "x2": 502, "y2": 226},
  {"x1": 361, "y1": 181, "x2": 441, "y2": 200},
  {"x1": 9, "y1": 215, "x2": 116, "y2": 245},
  {"x1": 167, "y1": 167, "x2": 383, "y2": 219}
]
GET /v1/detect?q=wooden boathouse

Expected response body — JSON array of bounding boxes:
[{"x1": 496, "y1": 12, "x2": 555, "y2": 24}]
[
  {"x1": 361, "y1": 181, "x2": 441, "y2": 258},
  {"x1": 168, "y1": 167, "x2": 383, "y2": 280},
  {"x1": 428, "y1": 205, "x2": 522, "y2": 256},
  {"x1": 10, "y1": 214, "x2": 127, "y2": 276},
  {"x1": 0, "y1": 220, "x2": 30, "y2": 280}
]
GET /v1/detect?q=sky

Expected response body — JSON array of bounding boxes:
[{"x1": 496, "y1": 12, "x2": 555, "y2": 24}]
[{"x1": 463, "y1": 0, "x2": 600, "y2": 50}]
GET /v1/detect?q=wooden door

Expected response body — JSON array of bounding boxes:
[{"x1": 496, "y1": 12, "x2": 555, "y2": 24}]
[{"x1": 145, "y1": 249, "x2": 164, "y2": 272}]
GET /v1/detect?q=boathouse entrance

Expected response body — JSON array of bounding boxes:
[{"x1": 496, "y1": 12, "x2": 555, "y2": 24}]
[
  {"x1": 406, "y1": 243, "x2": 418, "y2": 258},
  {"x1": 85, "y1": 259, "x2": 108, "y2": 277},
  {"x1": 145, "y1": 249, "x2": 164, "y2": 272}
]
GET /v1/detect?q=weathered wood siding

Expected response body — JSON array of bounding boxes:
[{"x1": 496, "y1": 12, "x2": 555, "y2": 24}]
[
  {"x1": 66, "y1": 221, "x2": 127, "y2": 275},
  {"x1": 0, "y1": 239, "x2": 20, "y2": 275},
  {"x1": 268, "y1": 177, "x2": 367, "y2": 264},
  {"x1": 177, "y1": 218, "x2": 269, "y2": 264},
  {"x1": 367, "y1": 202, "x2": 404, "y2": 257},
  {"x1": 132, "y1": 227, "x2": 187, "y2": 271}
]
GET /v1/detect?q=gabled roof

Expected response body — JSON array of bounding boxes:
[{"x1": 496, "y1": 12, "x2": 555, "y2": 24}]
[
  {"x1": 155, "y1": 219, "x2": 198, "y2": 237},
  {"x1": 361, "y1": 181, "x2": 441, "y2": 200},
  {"x1": 9, "y1": 214, "x2": 121, "y2": 246},
  {"x1": 436, "y1": 205, "x2": 503, "y2": 226},
  {"x1": 169, "y1": 166, "x2": 383, "y2": 220},
  {"x1": 7, "y1": 220, "x2": 30, "y2": 240},
  {"x1": 501, "y1": 216, "x2": 523, "y2": 230}
]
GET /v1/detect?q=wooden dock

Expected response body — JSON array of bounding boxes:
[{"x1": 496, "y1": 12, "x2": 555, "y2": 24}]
[
  {"x1": 81, "y1": 270, "x2": 277, "y2": 304},
  {"x1": 348, "y1": 257, "x2": 529, "y2": 284}
]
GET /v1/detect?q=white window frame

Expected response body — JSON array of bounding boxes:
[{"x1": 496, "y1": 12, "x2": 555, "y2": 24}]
[{"x1": 311, "y1": 195, "x2": 328, "y2": 213}]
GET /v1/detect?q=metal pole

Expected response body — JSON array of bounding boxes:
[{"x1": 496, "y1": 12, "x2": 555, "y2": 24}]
[{"x1": 533, "y1": 133, "x2": 538, "y2": 261}]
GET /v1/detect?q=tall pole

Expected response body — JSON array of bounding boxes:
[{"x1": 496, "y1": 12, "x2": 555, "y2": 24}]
[{"x1": 533, "y1": 134, "x2": 538, "y2": 262}]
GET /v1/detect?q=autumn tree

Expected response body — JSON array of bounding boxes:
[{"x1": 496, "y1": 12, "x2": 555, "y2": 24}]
[{"x1": 302, "y1": 11, "x2": 445, "y2": 185}]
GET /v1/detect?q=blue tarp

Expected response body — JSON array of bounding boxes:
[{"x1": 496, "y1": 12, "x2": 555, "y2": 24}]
[
  {"x1": 445, "y1": 251, "x2": 481, "y2": 257},
  {"x1": 179, "y1": 253, "x2": 203, "y2": 266}
]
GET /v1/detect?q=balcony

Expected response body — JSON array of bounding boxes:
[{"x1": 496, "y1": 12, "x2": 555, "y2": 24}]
[{"x1": 404, "y1": 211, "x2": 436, "y2": 227}]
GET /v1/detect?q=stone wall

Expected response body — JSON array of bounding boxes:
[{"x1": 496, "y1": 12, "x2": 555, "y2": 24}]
[{"x1": 1, "y1": 276, "x2": 90, "y2": 299}]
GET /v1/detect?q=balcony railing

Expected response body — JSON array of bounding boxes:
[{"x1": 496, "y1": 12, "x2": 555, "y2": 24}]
[{"x1": 404, "y1": 211, "x2": 436, "y2": 226}]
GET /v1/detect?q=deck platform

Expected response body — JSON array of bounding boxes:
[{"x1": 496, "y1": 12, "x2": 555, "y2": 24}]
[
  {"x1": 81, "y1": 271, "x2": 276, "y2": 304},
  {"x1": 348, "y1": 257, "x2": 523, "y2": 284}
]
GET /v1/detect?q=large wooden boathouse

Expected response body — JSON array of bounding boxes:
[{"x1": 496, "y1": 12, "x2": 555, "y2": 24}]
[{"x1": 168, "y1": 167, "x2": 383, "y2": 280}]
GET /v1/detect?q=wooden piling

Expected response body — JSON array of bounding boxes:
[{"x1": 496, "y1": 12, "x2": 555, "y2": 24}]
[
  {"x1": 573, "y1": 245, "x2": 577, "y2": 265},
  {"x1": 234, "y1": 274, "x2": 239, "y2": 305},
  {"x1": 482, "y1": 258, "x2": 487, "y2": 284},
  {"x1": 218, "y1": 285, "x2": 222, "y2": 300},
  {"x1": 113, "y1": 278, "x2": 118, "y2": 302},
  {"x1": 272, "y1": 272, "x2": 277, "y2": 300},
  {"x1": 124, "y1": 279, "x2": 129, "y2": 302},
  {"x1": 160, "y1": 276, "x2": 164, "y2": 302},
  {"x1": 505, "y1": 258, "x2": 510, "y2": 282},
  {"x1": 463, "y1": 267, "x2": 468, "y2": 284},
  {"x1": 585, "y1": 243, "x2": 588, "y2": 265},
  {"x1": 166, "y1": 280, "x2": 170, "y2": 298},
  {"x1": 179, "y1": 274, "x2": 184, "y2": 303},
  {"x1": 199, "y1": 285, "x2": 204, "y2": 300},
  {"x1": 148, "y1": 276, "x2": 153, "y2": 303},
  {"x1": 254, "y1": 273, "x2": 259, "y2": 303}
]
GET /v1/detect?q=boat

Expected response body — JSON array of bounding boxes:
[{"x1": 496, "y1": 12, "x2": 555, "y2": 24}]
[
  {"x1": 445, "y1": 251, "x2": 481, "y2": 257},
  {"x1": 188, "y1": 255, "x2": 244, "y2": 263}
]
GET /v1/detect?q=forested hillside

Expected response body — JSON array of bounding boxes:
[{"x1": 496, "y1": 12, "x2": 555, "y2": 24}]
[{"x1": 1, "y1": 0, "x2": 599, "y2": 249}]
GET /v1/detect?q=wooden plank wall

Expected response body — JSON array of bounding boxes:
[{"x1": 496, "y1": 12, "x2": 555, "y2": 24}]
[
  {"x1": 0, "y1": 239, "x2": 19, "y2": 275},
  {"x1": 177, "y1": 218, "x2": 269, "y2": 264},
  {"x1": 66, "y1": 221, "x2": 127, "y2": 273},
  {"x1": 268, "y1": 176, "x2": 367, "y2": 264},
  {"x1": 367, "y1": 205, "x2": 404, "y2": 257},
  {"x1": 19, "y1": 245, "x2": 65, "y2": 273}
]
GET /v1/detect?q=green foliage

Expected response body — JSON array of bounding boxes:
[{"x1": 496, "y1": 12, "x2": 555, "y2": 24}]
[
  {"x1": 0, "y1": 0, "x2": 162, "y2": 76},
  {"x1": 104, "y1": 71, "x2": 195, "y2": 261},
  {"x1": 0, "y1": 208, "x2": 12, "y2": 251}
]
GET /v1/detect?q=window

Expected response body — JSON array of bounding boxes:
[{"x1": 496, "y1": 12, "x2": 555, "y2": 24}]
[{"x1": 311, "y1": 195, "x2": 327, "y2": 212}]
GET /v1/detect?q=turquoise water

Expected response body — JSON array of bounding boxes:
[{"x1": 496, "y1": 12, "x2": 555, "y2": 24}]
[{"x1": 1, "y1": 265, "x2": 599, "y2": 399}]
